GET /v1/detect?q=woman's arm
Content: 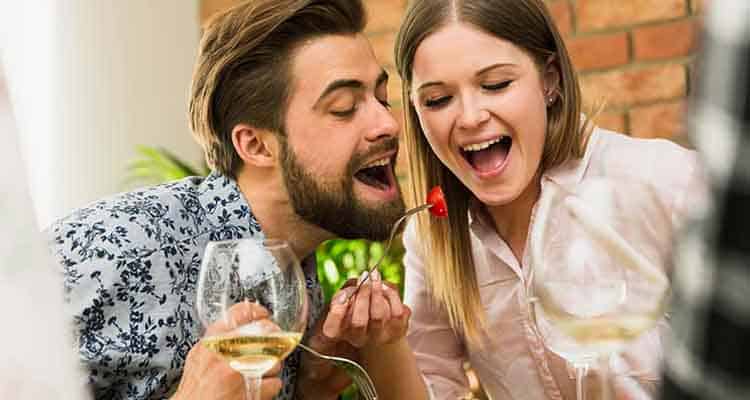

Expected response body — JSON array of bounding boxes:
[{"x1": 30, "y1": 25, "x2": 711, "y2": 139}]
[{"x1": 395, "y1": 221, "x2": 474, "y2": 399}]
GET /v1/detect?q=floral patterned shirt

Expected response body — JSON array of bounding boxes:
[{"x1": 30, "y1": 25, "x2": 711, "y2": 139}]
[{"x1": 48, "y1": 172, "x2": 325, "y2": 400}]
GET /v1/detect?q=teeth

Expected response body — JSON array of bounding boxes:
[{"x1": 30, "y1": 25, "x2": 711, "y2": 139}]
[
  {"x1": 362, "y1": 157, "x2": 390, "y2": 169},
  {"x1": 462, "y1": 136, "x2": 507, "y2": 152}
]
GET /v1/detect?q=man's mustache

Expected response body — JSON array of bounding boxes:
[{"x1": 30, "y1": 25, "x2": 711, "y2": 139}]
[{"x1": 351, "y1": 137, "x2": 400, "y2": 173}]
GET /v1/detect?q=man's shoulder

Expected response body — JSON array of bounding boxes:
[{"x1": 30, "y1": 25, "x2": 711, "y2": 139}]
[
  {"x1": 46, "y1": 176, "x2": 213, "y2": 261},
  {"x1": 50, "y1": 176, "x2": 207, "y2": 232}
]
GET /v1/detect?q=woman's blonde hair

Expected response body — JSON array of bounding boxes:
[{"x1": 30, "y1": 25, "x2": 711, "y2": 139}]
[{"x1": 394, "y1": 0, "x2": 590, "y2": 346}]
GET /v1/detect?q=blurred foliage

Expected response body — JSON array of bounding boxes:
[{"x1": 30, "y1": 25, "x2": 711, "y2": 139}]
[
  {"x1": 126, "y1": 146, "x2": 406, "y2": 400},
  {"x1": 126, "y1": 146, "x2": 210, "y2": 185},
  {"x1": 317, "y1": 237, "x2": 405, "y2": 300}
]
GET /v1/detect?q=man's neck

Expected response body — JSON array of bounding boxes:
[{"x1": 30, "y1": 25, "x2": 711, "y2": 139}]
[{"x1": 235, "y1": 171, "x2": 333, "y2": 260}]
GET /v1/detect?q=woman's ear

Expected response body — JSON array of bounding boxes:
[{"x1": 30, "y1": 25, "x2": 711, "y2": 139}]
[
  {"x1": 231, "y1": 123, "x2": 279, "y2": 168},
  {"x1": 543, "y1": 56, "x2": 561, "y2": 103}
]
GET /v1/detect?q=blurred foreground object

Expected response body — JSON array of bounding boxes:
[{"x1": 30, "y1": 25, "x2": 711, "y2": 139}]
[
  {"x1": 0, "y1": 69, "x2": 90, "y2": 398},
  {"x1": 662, "y1": 1, "x2": 750, "y2": 399}
]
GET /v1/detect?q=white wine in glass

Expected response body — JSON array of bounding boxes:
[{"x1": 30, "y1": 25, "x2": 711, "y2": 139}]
[
  {"x1": 530, "y1": 177, "x2": 672, "y2": 400},
  {"x1": 196, "y1": 238, "x2": 308, "y2": 399}
]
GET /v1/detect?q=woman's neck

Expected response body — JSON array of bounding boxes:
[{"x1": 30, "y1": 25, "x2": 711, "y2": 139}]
[{"x1": 485, "y1": 174, "x2": 542, "y2": 263}]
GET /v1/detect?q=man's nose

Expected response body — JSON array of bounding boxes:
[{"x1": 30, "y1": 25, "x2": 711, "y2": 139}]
[{"x1": 364, "y1": 100, "x2": 400, "y2": 142}]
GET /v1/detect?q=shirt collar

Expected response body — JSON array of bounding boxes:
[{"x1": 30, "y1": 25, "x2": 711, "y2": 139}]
[
  {"x1": 196, "y1": 171, "x2": 264, "y2": 241},
  {"x1": 196, "y1": 173, "x2": 320, "y2": 276},
  {"x1": 542, "y1": 126, "x2": 600, "y2": 188}
]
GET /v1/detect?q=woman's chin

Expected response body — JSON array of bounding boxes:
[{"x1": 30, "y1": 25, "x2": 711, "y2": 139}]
[{"x1": 473, "y1": 189, "x2": 521, "y2": 208}]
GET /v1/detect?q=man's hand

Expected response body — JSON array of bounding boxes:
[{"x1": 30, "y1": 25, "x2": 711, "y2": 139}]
[{"x1": 172, "y1": 302, "x2": 283, "y2": 400}]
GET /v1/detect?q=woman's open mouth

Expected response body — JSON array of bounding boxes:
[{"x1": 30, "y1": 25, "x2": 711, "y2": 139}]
[{"x1": 461, "y1": 135, "x2": 512, "y2": 174}]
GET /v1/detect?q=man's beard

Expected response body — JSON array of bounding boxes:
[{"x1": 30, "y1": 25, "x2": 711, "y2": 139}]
[{"x1": 279, "y1": 137, "x2": 405, "y2": 241}]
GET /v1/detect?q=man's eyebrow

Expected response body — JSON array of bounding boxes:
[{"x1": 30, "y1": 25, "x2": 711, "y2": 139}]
[
  {"x1": 314, "y1": 69, "x2": 388, "y2": 108},
  {"x1": 314, "y1": 79, "x2": 364, "y2": 108}
]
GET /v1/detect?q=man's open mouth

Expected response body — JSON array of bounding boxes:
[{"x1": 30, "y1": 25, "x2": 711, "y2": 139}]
[
  {"x1": 461, "y1": 135, "x2": 512, "y2": 173},
  {"x1": 354, "y1": 157, "x2": 396, "y2": 191}
]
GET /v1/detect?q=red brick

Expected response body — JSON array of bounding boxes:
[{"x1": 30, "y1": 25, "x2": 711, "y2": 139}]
[
  {"x1": 566, "y1": 32, "x2": 629, "y2": 71},
  {"x1": 364, "y1": 0, "x2": 407, "y2": 34},
  {"x1": 593, "y1": 111, "x2": 627, "y2": 133},
  {"x1": 633, "y1": 20, "x2": 697, "y2": 61},
  {"x1": 576, "y1": 0, "x2": 688, "y2": 32},
  {"x1": 369, "y1": 32, "x2": 397, "y2": 67},
  {"x1": 580, "y1": 64, "x2": 687, "y2": 108},
  {"x1": 548, "y1": 0, "x2": 573, "y2": 36},
  {"x1": 629, "y1": 100, "x2": 687, "y2": 139}
]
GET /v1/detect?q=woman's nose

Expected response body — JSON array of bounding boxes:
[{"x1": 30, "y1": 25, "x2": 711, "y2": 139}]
[{"x1": 456, "y1": 98, "x2": 490, "y2": 130}]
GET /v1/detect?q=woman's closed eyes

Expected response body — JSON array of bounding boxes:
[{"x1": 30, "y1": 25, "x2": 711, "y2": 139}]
[{"x1": 422, "y1": 80, "x2": 513, "y2": 109}]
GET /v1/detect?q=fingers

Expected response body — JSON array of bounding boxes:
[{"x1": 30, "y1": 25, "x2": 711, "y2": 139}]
[
  {"x1": 382, "y1": 282, "x2": 403, "y2": 318},
  {"x1": 369, "y1": 270, "x2": 390, "y2": 323},
  {"x1": 205, "y1": 301, "x2": 270, "y2": 336},
  {"x1": 340, "y1": 278, "x2": 358, "y2": 289},
  {"x1": 348, "y1": 273, "x2": 372, "y2": 347},
  {"x1": 323, "y1": 273, "x2": 409, "y2": 349},
  {"x1": 260, "y1": 377, "x2": 283, "y2": 400},
  {"x1": 323, "y1": 286, "x2": 356, "y2": 339},
  {"x1": 263, "y1": 361, "x2": 282, "y2": 377}
]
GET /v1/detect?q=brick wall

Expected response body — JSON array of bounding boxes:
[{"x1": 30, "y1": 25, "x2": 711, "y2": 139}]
[
  {"x1": 549, "y1": 0, "x2": 706, "y2": 143},
  {"x1": 201, "y1": 0, "x2": 705, "y2": 144}
]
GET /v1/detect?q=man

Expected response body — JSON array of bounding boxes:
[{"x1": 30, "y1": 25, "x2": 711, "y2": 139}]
[
  {"x1": 48, "y1": 0, "x2": 409, "y2": 398},
  {"x1": 661, "y1": 1, "x2": 750, "y2": 399}
]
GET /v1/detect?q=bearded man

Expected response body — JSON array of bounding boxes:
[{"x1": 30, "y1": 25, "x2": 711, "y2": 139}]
[{"x1": 48, "y1": 1, "x2": 412, "y2": 399}]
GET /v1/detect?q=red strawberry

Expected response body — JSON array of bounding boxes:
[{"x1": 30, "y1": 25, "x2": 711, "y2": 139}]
[{"x1": 426, "y1": 186, "x2": 448, "y2": 218}]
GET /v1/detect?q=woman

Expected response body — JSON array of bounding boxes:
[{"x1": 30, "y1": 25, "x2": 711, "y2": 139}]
[{"x1": 393, "y1": 0, "x2": 706, "y2": 398}]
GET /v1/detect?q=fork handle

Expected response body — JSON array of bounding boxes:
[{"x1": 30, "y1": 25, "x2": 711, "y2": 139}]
[{"x1": 354, "y1": 203, "x2": 432, "y2": 292}]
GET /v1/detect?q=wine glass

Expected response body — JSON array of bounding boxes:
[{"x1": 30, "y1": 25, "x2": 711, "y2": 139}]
[
  {"x1": 196, "y1": 238, "x2": 309, "y2": 400},
  {"x1": 529, "y1": 177, "x2": 672, "y2": 400}
]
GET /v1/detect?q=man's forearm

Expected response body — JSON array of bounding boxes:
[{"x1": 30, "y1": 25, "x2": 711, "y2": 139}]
[{"x1": 360, "y1": 338, "x2": 429, "y2": 400}]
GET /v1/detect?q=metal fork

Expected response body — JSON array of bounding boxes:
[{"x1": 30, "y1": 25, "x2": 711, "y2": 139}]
[
  {"x1": 297, "y1": 343, "x2": 378, "y2": 400},
  {"x1": 353, "y1": 203, "x2": 433, "y2": 295}
]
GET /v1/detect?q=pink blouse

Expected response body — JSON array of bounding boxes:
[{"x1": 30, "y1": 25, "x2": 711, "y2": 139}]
[{"x1": 403, "y1": 128, "x2": 707, "y2": 399}]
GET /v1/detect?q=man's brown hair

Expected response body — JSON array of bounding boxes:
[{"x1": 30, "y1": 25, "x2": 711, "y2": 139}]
[{"x1": 189, "y1": 0, "x2": 366, "y2": 177}]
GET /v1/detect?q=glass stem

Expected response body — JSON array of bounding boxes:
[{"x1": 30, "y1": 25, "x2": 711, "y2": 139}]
[
  {"x1": 242, "y1": 374, "x2": 263, "y2": 400},
  {"x1": 573, "y1": 361, "x2": 590, "y2": 400}
]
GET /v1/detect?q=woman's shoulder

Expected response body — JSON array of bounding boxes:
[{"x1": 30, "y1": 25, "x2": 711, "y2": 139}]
[
  {"x1": 587, "y1": 127, "x2": 708, "y2": 221},
  {"x1": 590, "y1": 127, "x2": 701, "y2": 178},
  {"x1": 594, "y1": 127, "x2": 696, "y2": 159}
]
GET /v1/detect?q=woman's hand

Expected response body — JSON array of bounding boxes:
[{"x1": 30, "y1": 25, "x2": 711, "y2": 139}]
[
  {"x1": 325, "y1": 270, "x2": 411, "y2": 349},
  {"x1": 295, "y1": 271, "x2": 412, "y2": 399}
]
